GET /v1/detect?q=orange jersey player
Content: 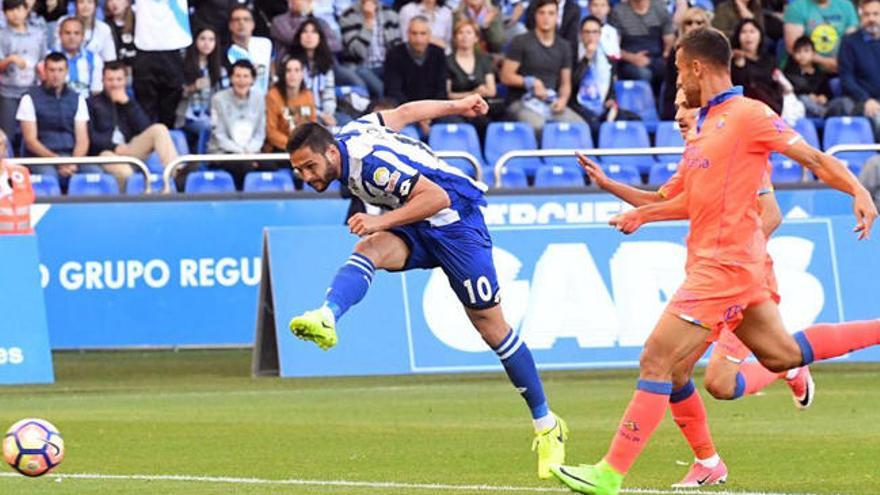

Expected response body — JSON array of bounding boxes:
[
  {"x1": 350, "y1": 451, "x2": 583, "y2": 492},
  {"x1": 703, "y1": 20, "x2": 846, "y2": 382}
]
[
  {"x1": 552, "y1": 28, "x2": 879, "y2": 495},
  {"x1": 578, "y1": 88, "x2": 812, "y2": 488}
]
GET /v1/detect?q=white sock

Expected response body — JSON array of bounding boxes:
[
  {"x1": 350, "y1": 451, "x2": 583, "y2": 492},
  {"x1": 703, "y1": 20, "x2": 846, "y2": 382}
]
[
  {"x1": 533, "y1": 413, "x2": 556, "y2": 432},
  {"x1": 696, "y1": 454, "x2": 720, "y2": 468}
]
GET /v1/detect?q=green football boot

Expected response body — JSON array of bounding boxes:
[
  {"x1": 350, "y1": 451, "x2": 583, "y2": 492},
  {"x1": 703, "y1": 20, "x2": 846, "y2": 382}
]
[
  {"x1": 532, "y1": 413, "x2": 569, "y2": 479},
  {"x1": 550, "y1": 460, "x2": 624, "y2": 495},
  {"x1": 288, "y1": 307, "x2": 337, "y2": 350}
]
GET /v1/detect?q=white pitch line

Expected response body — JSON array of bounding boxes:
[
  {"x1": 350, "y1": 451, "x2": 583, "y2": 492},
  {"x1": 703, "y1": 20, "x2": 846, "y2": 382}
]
[{"x1": 0, "y1": 472, "x2": 828, "y2": 495}]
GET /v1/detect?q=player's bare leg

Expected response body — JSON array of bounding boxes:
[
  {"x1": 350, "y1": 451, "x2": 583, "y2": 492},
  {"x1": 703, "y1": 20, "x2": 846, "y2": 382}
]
[
  {"x1": 464, "y1": 304, "x2": 568, "y2": 479},
  {"x1": 736, "y1": 301, "x2": 880, "y2": 407},
  {"x1": 289, "y1": 232, "x2": 409, "y2": 349},
  {"x1": 552, "y1": 312, "x2": 711, "y2": 494}
]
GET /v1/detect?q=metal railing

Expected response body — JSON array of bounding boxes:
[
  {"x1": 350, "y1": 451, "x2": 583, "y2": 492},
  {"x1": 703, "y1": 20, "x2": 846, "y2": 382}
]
[
  {"x1": 162, "y1": 153, "x2": 289, "y2": 193},
  {"x1": 493, "y1": 144, "x2": 880, "y2": 188},
  {"x1": 8, "y1": 156, "x2": 152, "y2": 192},
  {"x1": 826, "y1": 143, "x2": 880, "y2": 157},
  {"x1": 162, "y1": 151, "x2": 484, "y2": 193},
  {"x1": 493, "y1": 147, "x2": 684, "y2": 188}
]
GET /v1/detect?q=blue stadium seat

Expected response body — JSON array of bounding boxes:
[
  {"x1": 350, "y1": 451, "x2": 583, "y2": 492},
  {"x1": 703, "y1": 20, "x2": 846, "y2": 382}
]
[
  {"x1": 243, "y1": 170, "x2": 295, "y2": 192},
  {"x1": 125, "y1": 173, "x2": 175, "y2": 194},
  {"x1": 67, "y1": 173, "x2": 119, "y2": 196},
  {"x1": 648, "y1": 162, "x2": 678, "y2": 185},
  {"x1": 185, "y1": 170, "x2": 236, "y2": 194},
  {"x1": 615, "y1": 80, "x2": 659, "y2": 132},
  {"x1": 771, "y1": 118, "x2": 820, "y2": 162},
  {"x1": 145, "y1": 152, "x2": 164, "y2": 173},
  {"x1": 534, "y1": 165, "x2": 585, "y2": 188},
  {"x1": 771, "y1": 160, "x2": 804, "y2": 183},
  {"x1": 598, "y1": 121, "x2": 655, "y2": 174},
  {"x1": 602, "y1": 164, "x2": 642, "y2": 186},
  {"x1": 823, "y1": 116, "x2": 877, "y2": 168},
  {"x1": 169, "y1": 129, "x2": 190, "y2": 155},
  {"x1": 653, "y1": 121, "x2": 685, "y2": 162},
  {"x1": 428, "y1": 123, "x2": 485, "y2": 178},
  {"x1": 485, "y1": 122, "x2": 543, "y2": 178},
  {"x1": 400, "y1": 124, "x2": 422, "y2": 141},
  {"x1": 30, "y1": 174, "x2": 61, "y2": 197},
  {"x1": 540, "y1": 122, "x2": 593, "y2": 169},
  {"x1": 499, "y1": 166, "x2": 528, "y2": 189}
]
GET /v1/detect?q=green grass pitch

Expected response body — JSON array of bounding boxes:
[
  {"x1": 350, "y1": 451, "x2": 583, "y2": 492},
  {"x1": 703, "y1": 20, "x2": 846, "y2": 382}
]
[{"x1": 1, "y1": 350, "x2": 878, "y2": 494}]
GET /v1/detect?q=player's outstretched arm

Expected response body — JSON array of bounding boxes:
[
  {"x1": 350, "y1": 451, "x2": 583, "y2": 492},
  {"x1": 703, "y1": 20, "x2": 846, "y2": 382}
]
[
  {"x1": 379, "y1": 95, "x2": 489, "y2": 131},
  {"x1": 578, "y1": 152, "x2": 665, "y2": 207},
  {"x1": 783, "y1": 141, "x2": 878, "y2": 239},
  {"x1": 347, "y1": 176, "x2": 451, "y2": 236},
  {"x1": 608, "y1": 191, "x2": 689, "y2": 234}
]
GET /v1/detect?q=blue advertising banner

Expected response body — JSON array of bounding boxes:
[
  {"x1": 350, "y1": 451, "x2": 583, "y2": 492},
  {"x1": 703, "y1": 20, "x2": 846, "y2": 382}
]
[
  {"x1": 265, "y1": 216, "x2": 879, "y2": 378},
  {"x1": 31, "y1": 188, "x2": 880, "y2": 355},
  {"x1": 0, "y1": 235, "x2": 54, "y2": 385}
]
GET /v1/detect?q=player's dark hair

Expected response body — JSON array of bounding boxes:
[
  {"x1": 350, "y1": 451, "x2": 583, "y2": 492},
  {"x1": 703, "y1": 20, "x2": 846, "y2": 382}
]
[
  {"x1": 287, "y1": 122, "x2": 337, "y2": 154},
  {"x1": 677, "y1": 27, "x2": 732, "y2": 69},
  {"x1": 792, "y1": 35, "x2": 815, "y2": 52},
  {"x1": 2, "y1": 0, "x2": 26, "y2": 12},
  {"x1": 230, "y1": 59, "x2": 257, "y2": 78},
  {"x1": 44, "y1": 52, "x2": 68, "y2": 66},
  {"x1": 861, "y1": 0, "x2": 880, "y2": 7},
  {"x1": 228, "y1": 4, "x2": 253, "y2": 22},
  {"x1": 532, "y1": 0, "x2": 558, "y2": 13}
]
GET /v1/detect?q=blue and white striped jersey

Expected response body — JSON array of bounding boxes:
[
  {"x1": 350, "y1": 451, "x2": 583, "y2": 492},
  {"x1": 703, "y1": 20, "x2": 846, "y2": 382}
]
[{"x1": 335, "y1": 114, "x2": 487, "y2": 226}]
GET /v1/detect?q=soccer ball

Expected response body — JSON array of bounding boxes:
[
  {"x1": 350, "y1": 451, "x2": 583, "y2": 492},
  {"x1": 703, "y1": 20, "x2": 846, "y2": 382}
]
[{"x1": 2, "y1": 418, "x2": 64, "y2": 477}]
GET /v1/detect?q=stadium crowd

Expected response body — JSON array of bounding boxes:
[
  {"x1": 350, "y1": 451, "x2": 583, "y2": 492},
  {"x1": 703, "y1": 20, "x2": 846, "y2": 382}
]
[{"x1": 1, "y1": 0, "x2": 880, "y2": 196}]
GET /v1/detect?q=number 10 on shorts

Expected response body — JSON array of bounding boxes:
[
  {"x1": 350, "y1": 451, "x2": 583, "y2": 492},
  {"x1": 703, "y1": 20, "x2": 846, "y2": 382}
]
[{"x1": 463, "y1": 276, "x2": 493, "y2": 305}]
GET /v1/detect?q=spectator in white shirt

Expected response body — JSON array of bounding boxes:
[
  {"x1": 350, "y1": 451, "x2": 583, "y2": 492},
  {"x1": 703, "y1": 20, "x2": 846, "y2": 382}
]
[
  {"x1": 58, "y1": 17, "x2": 103, "y2": 98},
  {"x1": 227, "y1": 5, "x2": 274, "y2": 94},
  {"x1": 399, "y1": 0, "x2": 454, "y2": 50}
]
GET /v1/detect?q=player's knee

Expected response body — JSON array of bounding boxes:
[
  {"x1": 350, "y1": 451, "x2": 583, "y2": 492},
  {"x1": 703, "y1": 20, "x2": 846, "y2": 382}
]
[
  {"x1": 703, "y1": 374, "x2": 736, "y2": 400},
  {"x1": 671, "y1": 368, "x2": 692, "y2": 390},
  {"x1": 352, "y1": 237, "x2": 381, "y2": 266},
  {"x1": 148, "y1": 123, "x2": 169, "y2": 135},
  {"x1": 638, "y1": 347, "x2": 674, "y2": 379}
]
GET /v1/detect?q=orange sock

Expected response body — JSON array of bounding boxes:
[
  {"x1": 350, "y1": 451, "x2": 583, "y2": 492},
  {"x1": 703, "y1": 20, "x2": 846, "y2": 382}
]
[
  {"x1": 604, "y1": 380, "x2": 672, "y2": 474},
  {"x1": 795, "y1": 320, "x2": 880, "y2": 364},
  {"x1": 739, "y1": 361, "x2": 781, "y2": 396},
  {"x1": 669, "y1": 380, "x2": 716, "y2": 460}
]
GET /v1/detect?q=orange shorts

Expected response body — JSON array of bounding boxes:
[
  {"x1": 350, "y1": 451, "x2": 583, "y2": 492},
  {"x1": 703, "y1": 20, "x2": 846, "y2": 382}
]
[{"x1": 666, "y1": 258, "x2": 780, "y2": 341}]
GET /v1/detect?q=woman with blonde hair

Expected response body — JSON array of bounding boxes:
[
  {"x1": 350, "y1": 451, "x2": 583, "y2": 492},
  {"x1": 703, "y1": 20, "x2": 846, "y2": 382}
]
[{"x1": 660, "y1": 8, "x2": 712, "y2": 119}]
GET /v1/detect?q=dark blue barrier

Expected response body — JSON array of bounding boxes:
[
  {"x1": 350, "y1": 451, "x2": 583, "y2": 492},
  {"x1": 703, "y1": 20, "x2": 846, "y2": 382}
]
[
  {"x1": 33, "y1": 189, "x2": 879, "y2": 359},
  {"x1": 0, "y1": 235, "x2": 54, "y2": 384}
]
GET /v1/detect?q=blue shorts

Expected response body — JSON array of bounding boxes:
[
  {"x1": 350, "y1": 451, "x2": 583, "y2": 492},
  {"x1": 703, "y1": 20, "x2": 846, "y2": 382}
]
[{"x1": 389, "y1": 210, "x2": 500, "y2": 309}]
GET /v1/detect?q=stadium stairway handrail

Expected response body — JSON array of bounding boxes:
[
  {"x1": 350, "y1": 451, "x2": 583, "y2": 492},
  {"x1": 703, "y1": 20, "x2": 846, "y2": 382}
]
[
  {"x1": 493, "y1": 147, "x2": 685, "y2": 188},
  {"x1": 162, "y1": 151, "x2": 484, "y2": 192},
  {"x1": 8, "y1": 156, "x2": 152, "y2": 192}
]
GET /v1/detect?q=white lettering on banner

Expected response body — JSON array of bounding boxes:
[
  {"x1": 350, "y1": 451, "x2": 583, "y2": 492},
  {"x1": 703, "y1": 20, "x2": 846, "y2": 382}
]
[
  {"x1": 39, "y1": 264, "x2": 49, "y2": 289},
  {"x1": 422, "y1": 237, "x2": 826, "y2": 352},
  {"x1": 610, "y1": 242, "x2": 687, "y2": 346},
  {"x1": 769, "y1": 237, "x2": 823, "y2": 332},
  {"x1": 481, "y1": 201, "x2": 632, "y2": 226},
  {"x1": 179, "y1": 258, "x2": 261, "y2": 288},
  {"x1": 0, "y1": 347, "x2": 24, "y2": 365},
  {"x1": 520, "y1": 244, "x2": 618, "y2": 349},
  {"x1": 59, "y1": 260, "x2": 173, "y2": 290}
]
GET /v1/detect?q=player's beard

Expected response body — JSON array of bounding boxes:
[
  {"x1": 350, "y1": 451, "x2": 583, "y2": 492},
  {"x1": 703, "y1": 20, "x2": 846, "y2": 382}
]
[{"x1": 308, "y1": 154, "x2": 338, "y2": 192}]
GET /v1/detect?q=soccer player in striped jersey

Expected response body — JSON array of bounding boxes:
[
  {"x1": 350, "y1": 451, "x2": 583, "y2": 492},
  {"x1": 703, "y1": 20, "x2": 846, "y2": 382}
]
[
  {"x1": 286, "y1": 95, "x2": 567, "y2": 479},
  {"x1": 577, "y1": 87, "x2": 814, "y2": 488},
  {"x1": 552, "y1": 28, "x2": 879, "y2": 495}
]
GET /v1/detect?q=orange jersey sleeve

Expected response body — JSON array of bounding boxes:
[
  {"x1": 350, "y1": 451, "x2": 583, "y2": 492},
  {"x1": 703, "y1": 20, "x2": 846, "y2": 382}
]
[{"x1": 746, "y1": 103, "x2": 802, "y2": 155}]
